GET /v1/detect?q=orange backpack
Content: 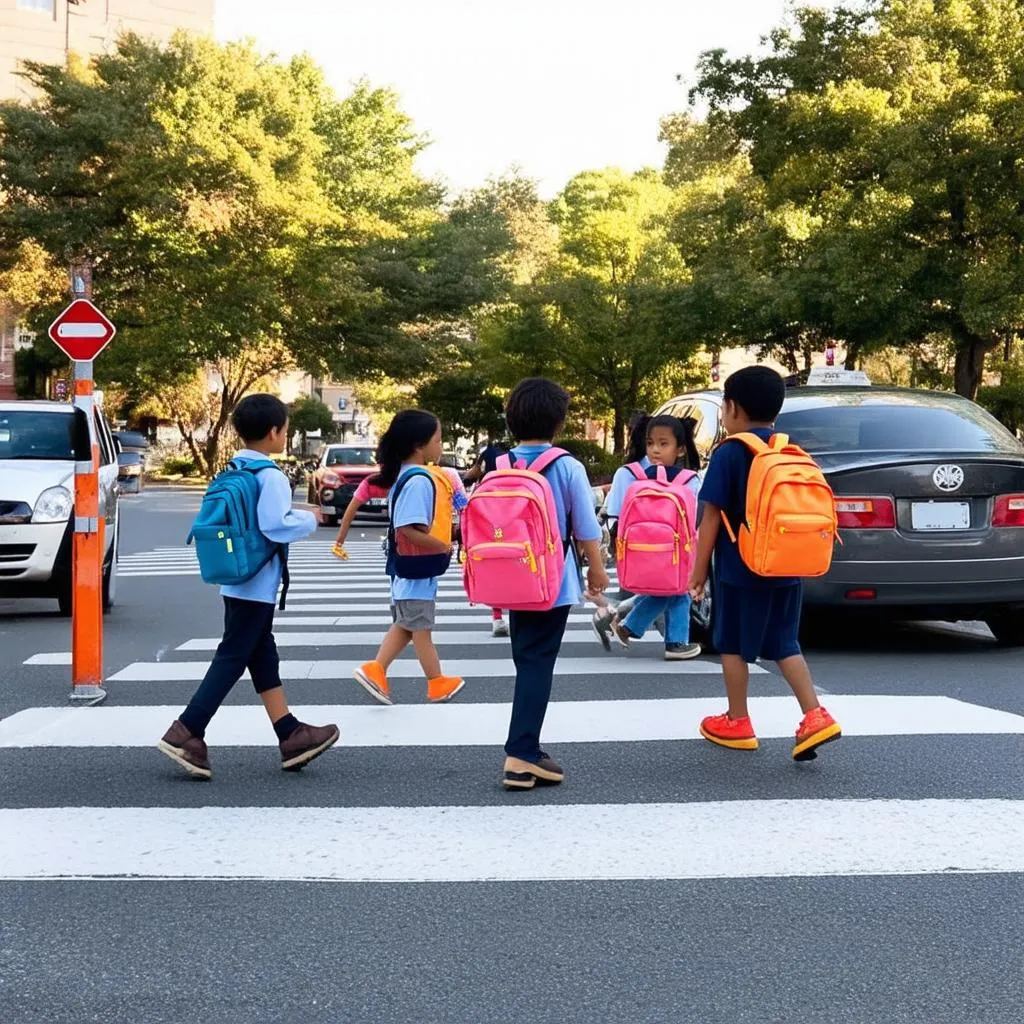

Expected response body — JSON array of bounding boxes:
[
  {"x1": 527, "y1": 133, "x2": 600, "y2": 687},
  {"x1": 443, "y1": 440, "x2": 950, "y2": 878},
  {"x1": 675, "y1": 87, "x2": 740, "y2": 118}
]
[{"x1": 721, "y1": 432, "x2": 838, "y2": 578}]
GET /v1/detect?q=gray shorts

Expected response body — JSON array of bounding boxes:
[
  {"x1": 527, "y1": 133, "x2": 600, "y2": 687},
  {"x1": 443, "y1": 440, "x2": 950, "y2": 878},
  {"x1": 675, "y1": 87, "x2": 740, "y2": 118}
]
[{"x1": 391, "y1": 599, "x2": 435, "y2": 632}]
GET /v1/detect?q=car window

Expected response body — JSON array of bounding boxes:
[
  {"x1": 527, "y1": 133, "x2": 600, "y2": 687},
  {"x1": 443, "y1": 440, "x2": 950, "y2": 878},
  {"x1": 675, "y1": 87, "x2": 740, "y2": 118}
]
[
  {"x1": 325, "y1": 447, "x2": 375, "y2": 467},
  {"x1": 689, "y1": 399, "x2": 722, "y2": 459},
  {"x1": 0, "y1": 410, "x2": 76, "y2": 460},
  {"x1": 118, "y1": 452, "x2": 144, "y2": 465},
  {"x1": 776, "y1": 395, "x2": 1024, "y2": 454},
  {"x1": 94, "y1": 411, "x2": 115, "y2": 466}
]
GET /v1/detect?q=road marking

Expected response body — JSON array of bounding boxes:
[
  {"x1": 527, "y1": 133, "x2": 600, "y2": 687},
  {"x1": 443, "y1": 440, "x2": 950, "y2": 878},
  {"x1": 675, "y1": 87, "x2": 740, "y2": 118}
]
[
  {"x1": 270, "y1": 614, "x2": 596, "y2": 627},
  {"x1": 1, "y1": 695, "x2": 1018, "y2": 748},
  {"x1": 1, "y1": 800, "x2": 1020, "y2": 881},
  {"x1": 106, "y1": 656, "x2": 759, "y2": 681},
  {"x1": 22, "y1": 653, "x2": 72, "y2": 666},
  {"x1": 174, "y1": 628, "x2": 655, "y2": 650}
]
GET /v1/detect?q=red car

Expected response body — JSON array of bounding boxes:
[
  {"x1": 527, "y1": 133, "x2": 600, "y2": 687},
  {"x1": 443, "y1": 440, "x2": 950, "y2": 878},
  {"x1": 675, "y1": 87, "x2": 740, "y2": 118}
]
[{"x1": 306, "y1": 444, "x2": 381, "y2": 526}]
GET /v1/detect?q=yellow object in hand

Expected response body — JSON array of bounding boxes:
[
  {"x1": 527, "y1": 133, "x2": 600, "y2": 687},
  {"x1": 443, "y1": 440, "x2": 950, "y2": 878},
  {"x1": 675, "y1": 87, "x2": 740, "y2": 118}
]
[{"x1": 332, "y1": 543, "x2": 349, "y2": 560}]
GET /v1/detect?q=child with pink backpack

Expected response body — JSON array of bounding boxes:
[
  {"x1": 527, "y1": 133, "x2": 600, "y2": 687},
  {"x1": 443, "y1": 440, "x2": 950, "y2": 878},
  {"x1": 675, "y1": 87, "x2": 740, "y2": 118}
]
[
  {"x1": 461, "y1": 378, "x2": 608, "y2": 790},
  {"x1": 594, "y1": 415, "x2": 703, "y2": 660}
]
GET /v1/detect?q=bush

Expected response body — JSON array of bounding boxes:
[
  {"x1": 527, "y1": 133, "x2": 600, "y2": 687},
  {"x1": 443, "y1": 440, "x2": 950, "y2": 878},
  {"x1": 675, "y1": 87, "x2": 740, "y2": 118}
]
[
  {"x1": 160, "y1": 454, "x2": 199, "y2": 477},
  {"x1": 558, "y1": 439, "x2": 621, "y2": 484}
]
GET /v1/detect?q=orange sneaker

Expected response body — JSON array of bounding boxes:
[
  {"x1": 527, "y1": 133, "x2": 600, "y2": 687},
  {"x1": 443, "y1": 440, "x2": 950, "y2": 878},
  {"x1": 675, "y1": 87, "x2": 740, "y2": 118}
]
[
  {"x1": 793, "y1": 706, "x2": 842, "y2": 761},
  {"x1": 700, "y1": 712, "x2": 759, "y2": 751},
  {"x1": 353, "y1": 662, "x2": 392, "y2": 705},
  {"x1": 427, "y1": 675, "x2": 465, "y2": 703}
]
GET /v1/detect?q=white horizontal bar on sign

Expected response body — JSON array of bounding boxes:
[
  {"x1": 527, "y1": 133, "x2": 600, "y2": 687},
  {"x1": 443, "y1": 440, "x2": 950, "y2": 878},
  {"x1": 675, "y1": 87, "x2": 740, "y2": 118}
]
[
  {"x1": 107, "y1": 656, "x2": 758, "y2": 682},
  {"x1": 2, "y1": 800, "x2": 1021, "y2": 882},
  {"x1": 176, "y1": 628, "x2": 657, "y2": 650},
  {"x1": 56, "y1": 323, "x2": 107, "y2": 339},
  {"x1": 2, "y1": 696, "x2": 1019, "y2": 750}
]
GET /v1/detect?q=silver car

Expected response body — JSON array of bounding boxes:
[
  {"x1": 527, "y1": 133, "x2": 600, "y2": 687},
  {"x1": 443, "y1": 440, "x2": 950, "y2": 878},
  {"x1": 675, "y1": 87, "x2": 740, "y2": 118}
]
[
  {"x1": 0, "y1": 400, "x2": 120, "y2": 614},
  {"x1": 656, "y1": 386, "x2": 1024, "y2": 646}
]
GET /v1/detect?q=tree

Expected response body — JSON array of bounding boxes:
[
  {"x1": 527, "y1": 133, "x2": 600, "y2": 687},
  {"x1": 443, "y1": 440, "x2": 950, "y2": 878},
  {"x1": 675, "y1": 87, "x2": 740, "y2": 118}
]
[
  {"x1": 289, "y1": 395, "x2": 334, "y2": 454},
  {"x1": 416, "y1": 373, "x2": 505, "y2": 443},
  {"x1": 689, "y1": 1, "x2": 1024, "y2": 398},
  {"x1": 479, "y1": 168, "x2": 698, "y2": 451}
]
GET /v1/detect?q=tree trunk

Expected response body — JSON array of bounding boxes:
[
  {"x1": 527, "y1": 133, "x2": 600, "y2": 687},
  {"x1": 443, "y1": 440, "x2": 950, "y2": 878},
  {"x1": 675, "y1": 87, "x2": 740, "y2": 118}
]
[
  {"x1": 953, "y1": 334, "x2": 995, "y2": 400},
  {"x1": 612, "y1": 404, "x2": 625, "y2": 455},
  {"x1": 844, "y1": 341, "x2": 861, "y2": 371}
]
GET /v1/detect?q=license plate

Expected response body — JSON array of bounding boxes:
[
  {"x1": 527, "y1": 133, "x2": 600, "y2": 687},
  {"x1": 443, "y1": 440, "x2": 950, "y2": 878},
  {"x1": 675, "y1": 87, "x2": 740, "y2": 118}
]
[
  {"x1": 910, "y1": 501, "x2": 970, "y2": 531},
  {"x1": 368, "y1": 498, "x2": 387, "y2": 508}
]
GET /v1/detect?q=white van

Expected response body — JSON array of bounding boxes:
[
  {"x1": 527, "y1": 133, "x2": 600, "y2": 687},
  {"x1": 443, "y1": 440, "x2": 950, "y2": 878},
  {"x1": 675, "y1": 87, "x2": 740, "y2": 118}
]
[{"x1": 0, "y1": 400, "x2": 120, "y2": 614}]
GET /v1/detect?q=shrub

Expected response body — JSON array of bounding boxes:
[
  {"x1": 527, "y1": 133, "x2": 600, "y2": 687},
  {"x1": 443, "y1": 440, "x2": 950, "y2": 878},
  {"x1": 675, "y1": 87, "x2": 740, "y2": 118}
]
[
  {"x1": 558, "y1": 438, "x2": 621, "y2": 484},
  {"x1": 160, "y1": 454, "x2": 199, "y2": 477}
]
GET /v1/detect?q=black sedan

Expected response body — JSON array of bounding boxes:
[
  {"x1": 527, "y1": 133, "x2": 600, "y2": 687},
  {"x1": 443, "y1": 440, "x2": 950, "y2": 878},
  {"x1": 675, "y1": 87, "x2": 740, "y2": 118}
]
[{"x1": 655, "y1": 385, "x2": 1024, "y2": 646}]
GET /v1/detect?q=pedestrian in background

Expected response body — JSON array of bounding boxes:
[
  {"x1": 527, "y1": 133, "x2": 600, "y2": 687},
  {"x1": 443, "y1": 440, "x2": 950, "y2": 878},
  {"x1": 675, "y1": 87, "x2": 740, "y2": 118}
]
[
  {"x1": 353, "y1": 410, "x2": 465, "y2": 706},
  {"x1": 157, "y1": 394, "x2": 339, "y2": 780},
  {"x1": 688, "y1": 366, "x2": 842, "y2": 759}
]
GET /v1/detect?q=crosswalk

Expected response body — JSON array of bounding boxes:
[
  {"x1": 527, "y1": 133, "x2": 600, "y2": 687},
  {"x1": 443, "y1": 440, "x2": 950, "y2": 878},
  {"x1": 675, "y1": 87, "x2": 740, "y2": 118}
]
[{"x1": 3, "y1": 538, "x2": 1024, "y2": 883}]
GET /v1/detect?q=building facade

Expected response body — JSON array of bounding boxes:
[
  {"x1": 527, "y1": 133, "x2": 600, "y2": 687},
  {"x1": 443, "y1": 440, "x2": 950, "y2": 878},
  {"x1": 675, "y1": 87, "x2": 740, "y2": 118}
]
[{"x1": 1, "y1": 0, "x2": 214, "y2": 103}]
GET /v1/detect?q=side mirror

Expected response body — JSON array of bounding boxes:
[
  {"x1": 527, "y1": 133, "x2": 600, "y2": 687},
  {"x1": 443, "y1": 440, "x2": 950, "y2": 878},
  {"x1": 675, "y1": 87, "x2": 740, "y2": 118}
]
[{"x1": 113, "y1": 437, "x2": 123, "y2": 455}]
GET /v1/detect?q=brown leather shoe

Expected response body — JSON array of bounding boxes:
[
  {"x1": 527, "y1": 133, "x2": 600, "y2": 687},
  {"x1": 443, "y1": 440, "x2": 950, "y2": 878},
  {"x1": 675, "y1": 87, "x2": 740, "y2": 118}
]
[
  {"x1": 157, "y1": 720, "x2": 212, "y2": 780},
  {"x1": 280, "y1": 722, "x2": 340, "y2": 771},
  {"x1": 502, "y1": 751, "x2": 564, "y2": 790}
]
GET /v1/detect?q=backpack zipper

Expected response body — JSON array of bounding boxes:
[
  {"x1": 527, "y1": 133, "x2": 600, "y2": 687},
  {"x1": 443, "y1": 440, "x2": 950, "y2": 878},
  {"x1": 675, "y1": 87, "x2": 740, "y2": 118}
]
[{"x1": 466, "y1": 488, "x2": 557, "y2": 554}]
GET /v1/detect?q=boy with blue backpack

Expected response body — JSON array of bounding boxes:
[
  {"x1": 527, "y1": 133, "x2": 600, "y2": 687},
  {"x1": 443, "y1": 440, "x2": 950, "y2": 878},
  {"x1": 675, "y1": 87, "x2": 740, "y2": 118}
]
[{"x1": 157, "y1": 394, "x2": 339, "y2": 780}]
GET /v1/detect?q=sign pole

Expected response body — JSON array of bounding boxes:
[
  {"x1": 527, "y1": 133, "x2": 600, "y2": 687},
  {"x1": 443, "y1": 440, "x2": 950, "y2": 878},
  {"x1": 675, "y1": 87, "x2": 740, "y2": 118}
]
[{"x1": 69, "y1": 361, "x2": 106, "y2": 703}]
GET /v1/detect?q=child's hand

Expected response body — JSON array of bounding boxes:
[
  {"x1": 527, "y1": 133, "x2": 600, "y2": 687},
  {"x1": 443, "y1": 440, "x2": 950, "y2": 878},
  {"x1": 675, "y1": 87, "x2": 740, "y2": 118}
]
[
  {"x1": 688, "y1": 570, "x2": 707, "y2": 602},
  {"x1": 331, "y1": 542, "x2": 349, "y2": 560},
  {"x1": 587, "y1": 564, "x2": 610, "y2": 598}
]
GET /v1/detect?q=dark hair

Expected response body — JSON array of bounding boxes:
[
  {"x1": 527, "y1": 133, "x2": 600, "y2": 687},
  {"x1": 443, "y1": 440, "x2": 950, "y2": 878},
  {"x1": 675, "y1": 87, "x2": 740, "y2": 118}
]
[
  {"x1": 504, "y1": 377, "x2": 569, "y2": 441},
  {"x1": 627, "y1": 409, "x2": 647, "y2": 433},
  {"x1": 723, "y1": 365, "x2": 786, "y2": 423},
  {"x1": 625, "y1": 413, "x2": 651, "y2": 464},
  {"x1": 646, "y1": 414, "x2": 700, "y2": 470},
  {"x1": 232, "y1": 394, "x2": 288, "y2": 443},
  {"x1": 370, "y1": 409, "x2": 440, "y2": 488}
]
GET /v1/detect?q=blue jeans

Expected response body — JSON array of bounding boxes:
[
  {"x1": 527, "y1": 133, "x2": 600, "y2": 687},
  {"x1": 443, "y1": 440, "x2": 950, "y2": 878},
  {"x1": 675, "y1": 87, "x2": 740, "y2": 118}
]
[{"x1": 623, "y1": 594, "x2": 691, "y2": 645}]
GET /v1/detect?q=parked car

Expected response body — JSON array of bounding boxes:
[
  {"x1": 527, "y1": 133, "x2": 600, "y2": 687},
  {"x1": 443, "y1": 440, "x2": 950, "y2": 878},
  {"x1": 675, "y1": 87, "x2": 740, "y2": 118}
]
[
  {"x1": 112, "y1": 430, "x2": 150, "y2": 454},
  {"x1": 306, "y1": 443, "x2": 381, "y2": 526},
  {"x1": 655, "y1": 384, "x2": 1024, "y2": 645},
  {"x1": 117, "y1": 450, "x2": 145, "y2": 494},
  {"x1": 0, "y1": 400, "x2": 120, "y2": 614}
]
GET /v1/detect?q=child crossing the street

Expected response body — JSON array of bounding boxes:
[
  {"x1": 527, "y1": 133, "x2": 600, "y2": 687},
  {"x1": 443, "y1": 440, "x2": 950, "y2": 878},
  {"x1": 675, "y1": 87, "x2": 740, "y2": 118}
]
[
  {"x1": 353, "y1": 410, "x2": 465, "y2": 705},
  {"x1": 687, "y1": 366, "x2": 842, "y2": 760},
  {"x1": 157, "y1": 394, "x2": 339, "y2": 780},
  {"x1": 593, "y1": 414, "x2": 703, "y2": 660},
  {"x1": 461, "y1": 378, "x2": 608, "y2": 789}
]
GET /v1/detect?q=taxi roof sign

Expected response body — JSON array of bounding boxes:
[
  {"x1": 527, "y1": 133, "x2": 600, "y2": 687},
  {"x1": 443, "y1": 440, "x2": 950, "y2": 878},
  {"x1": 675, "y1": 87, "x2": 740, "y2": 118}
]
[{"x1": 807, "y1": 368, "x2": 872, "y2": 387}]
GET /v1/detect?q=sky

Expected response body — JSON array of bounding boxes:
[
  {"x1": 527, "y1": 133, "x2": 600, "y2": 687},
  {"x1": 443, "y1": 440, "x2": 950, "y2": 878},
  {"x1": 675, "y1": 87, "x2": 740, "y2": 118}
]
[{"x1": 215, "y1": 1, "x2": 823, "y2": 197}]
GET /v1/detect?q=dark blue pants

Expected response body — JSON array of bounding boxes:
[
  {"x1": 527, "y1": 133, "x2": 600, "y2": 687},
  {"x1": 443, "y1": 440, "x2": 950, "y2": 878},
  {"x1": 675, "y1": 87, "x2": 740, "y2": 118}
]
[
  {"x1": 180, "y1": 597, "x2": 280, "y2": 737},
  {"x1": 505, "y1": 605, "x2": 572, "y2": 761}
]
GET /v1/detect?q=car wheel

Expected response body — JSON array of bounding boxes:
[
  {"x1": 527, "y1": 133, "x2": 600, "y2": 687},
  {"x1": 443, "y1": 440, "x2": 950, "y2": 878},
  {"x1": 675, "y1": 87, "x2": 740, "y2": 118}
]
[
  {"x1": 985, "y1": 612, "x2": 1024, "y2": 646},
  {"x1": 307, "y1": 484, "x2": 316, "y2": 505},
  {"x1": 102, "y1": 543, "x2": 117, "y2": 614},
  {"x1": 321, "y1": 510, "x2": 338, "y2": 528}
]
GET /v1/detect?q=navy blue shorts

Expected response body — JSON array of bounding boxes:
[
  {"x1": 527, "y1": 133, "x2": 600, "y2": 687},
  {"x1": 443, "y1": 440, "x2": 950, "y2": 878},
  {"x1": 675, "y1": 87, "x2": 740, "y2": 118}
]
[{"x1": 713, "y1": 581, "x2": 803, "y2": 664}]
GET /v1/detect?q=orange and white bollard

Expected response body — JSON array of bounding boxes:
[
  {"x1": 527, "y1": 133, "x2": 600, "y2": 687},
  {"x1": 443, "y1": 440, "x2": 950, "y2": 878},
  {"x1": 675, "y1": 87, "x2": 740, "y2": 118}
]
[{"x1": 69, "y1": 359, "x2": 106, "y2": 703}]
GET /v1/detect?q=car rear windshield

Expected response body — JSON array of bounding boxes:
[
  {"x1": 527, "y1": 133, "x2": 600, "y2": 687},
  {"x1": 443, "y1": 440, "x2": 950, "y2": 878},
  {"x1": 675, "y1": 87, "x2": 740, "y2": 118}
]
[
  {"x1": 776, "y1": 395, "x2": 1024, "y2": 455},
  {"x1": 0, "y1": 411, "x2": 77, "y2": 460},
  {"x1": 118, "y1": 452, "x2": 144, "y2": 465},
  {"x1": 326, "y1": 448, "x2": 375, "y2": 466}
]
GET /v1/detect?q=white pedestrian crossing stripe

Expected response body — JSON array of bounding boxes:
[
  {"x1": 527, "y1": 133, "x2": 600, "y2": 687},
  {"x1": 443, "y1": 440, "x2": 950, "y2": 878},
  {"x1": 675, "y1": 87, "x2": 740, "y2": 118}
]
[{"x1": 8, "y1": 533, "x2": 1024, "y2": 884}]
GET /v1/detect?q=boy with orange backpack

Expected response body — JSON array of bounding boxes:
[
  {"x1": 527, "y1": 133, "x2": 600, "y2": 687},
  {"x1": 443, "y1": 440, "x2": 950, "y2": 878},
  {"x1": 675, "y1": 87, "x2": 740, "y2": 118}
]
[
  {"x1": 462, "y1": 378, "x2": 608, "y2": 789},
  {"x1": 688, "y1": 366, "x2": 842, "y2": 760}
]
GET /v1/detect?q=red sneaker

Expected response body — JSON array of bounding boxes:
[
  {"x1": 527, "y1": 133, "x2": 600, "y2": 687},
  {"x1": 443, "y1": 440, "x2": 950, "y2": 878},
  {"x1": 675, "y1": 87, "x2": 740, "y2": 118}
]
[
  {"x1": 793, "y1": 706, "x2": 842, "y2": 761},
  {"x1": 699, "y1": 712, "x2": 759, "y2": 751}
]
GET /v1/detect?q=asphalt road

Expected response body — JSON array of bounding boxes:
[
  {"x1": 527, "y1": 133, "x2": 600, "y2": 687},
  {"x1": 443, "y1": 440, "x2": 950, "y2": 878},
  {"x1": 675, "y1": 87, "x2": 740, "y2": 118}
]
[{"x1": 0, "y1": 489, "x2": 1021, "y2": 1024}]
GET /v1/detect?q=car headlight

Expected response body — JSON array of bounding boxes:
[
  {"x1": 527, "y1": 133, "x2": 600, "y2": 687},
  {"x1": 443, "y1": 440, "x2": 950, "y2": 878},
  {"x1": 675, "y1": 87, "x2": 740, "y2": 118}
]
[
  {"x1": 32, "y1": 486, "x2": 73, "y2": 523},
  {"x1": 322, "y1": 472, "x2": 341, "y2": 487}
]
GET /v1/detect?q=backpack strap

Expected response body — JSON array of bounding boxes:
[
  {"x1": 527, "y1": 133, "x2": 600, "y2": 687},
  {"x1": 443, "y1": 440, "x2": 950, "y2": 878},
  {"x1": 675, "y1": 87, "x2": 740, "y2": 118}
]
[
  {"x1": 386, "y1": 467, "x2": 437, "y2": 570},
  {"x1": 526, "y1": 446, "x2": 569, "y2": 475},
  {"x1": 725, "y1": 432, "x2": 771, "y2": 454},
  {"x1": 625, "y1": 462, "x2": 648, "y2": 482},
  {"x1": 234, "y1": 457, "x2": 291, "y2": 609},
  {"x1": 495, "y1": 453, "x2": 512, "y2": 471}
]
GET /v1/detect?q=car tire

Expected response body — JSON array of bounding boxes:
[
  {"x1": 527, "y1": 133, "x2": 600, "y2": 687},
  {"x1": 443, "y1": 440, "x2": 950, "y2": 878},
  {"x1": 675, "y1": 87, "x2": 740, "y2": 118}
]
[
  {"x1": 985, "y1": 612, "x2": 1024, "y2": 646},
  {"x1": 307, "y1": 484, "x2": 316, "y2": 505},
  {"x1": 102, "y1": 532, "x2": 118, "y2": 613},
  {"x1": 690, "y1": 572, "x2": 716, "y2": 653},
  {"x1": 321, "y1": 510, "x2": 338, "y2": 528},
  {"x1": 56, "y1": 576, "x2": 73, "y2": 617}
]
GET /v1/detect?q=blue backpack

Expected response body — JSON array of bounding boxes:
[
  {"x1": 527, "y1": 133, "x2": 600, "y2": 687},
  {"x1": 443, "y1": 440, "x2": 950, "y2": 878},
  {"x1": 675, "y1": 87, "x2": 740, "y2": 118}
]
[{"x1": 187, "y1": 458, "x2": 289, "y2": 607}]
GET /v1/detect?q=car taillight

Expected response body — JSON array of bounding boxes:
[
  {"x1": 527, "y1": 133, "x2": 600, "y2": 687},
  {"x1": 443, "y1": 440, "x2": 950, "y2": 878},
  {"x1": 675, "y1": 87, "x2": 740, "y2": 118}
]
[
  {"x1": 992, "y1": 494, "x2": 1024, "y2": 527},
  {"x1": 834, "y1": 497, "x2": 896, "y2": 529}
]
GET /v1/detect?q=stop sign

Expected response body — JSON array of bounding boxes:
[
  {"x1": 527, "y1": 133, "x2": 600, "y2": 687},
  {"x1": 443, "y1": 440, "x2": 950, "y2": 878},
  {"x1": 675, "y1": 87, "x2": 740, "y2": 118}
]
[{"x1": 48, "y1": 299, "x2": 116, "y2": 362}]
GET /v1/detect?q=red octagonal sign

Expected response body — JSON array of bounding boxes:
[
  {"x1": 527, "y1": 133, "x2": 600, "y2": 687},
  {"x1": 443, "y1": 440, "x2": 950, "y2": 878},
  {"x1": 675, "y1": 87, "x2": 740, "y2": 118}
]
[{"x1": 48, "y1": 299, "x2": 116, "y2": 362}]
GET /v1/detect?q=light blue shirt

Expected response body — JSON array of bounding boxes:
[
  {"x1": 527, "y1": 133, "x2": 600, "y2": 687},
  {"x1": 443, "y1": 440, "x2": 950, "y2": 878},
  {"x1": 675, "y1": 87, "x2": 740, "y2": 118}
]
[
  {"x1": 220, "y1": 450, "x2": 318, "y2": 605},
  {"x1": 390, "y1": 465, "x2": 439, "y2": 602},
  {"x1": 510, "y1": 444, "x2": 601, "y2": 607}
]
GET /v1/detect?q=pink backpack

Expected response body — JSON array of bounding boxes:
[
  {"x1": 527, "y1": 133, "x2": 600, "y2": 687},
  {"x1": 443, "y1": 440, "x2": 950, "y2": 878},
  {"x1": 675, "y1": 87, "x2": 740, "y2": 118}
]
[
  {"x1": 616, "y1": 463, "x2": 698, "y2": 596},
  {"x1": 462, "y1": 448, "x2": 568, "y2": 612}
]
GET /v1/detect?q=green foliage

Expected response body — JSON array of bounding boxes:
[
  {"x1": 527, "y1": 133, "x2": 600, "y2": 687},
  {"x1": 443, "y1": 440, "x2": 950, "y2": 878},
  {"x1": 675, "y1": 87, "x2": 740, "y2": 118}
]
[
  {"x1": 289, "y1": 396, "x2": 334, "y2": 437},
  {"x1": 978, "y1": 356, "x2": 1024, "y2": 435},
  {"x1": 160, "y1": 454, "x2": 199, "y2": 477},
  {"x1": 556, "y1": 438, "x2": 620, "y2": 484},
  {"x1": 416, "y1": 373, "x2": 505, "y2": 442}
]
